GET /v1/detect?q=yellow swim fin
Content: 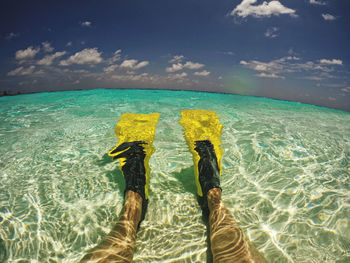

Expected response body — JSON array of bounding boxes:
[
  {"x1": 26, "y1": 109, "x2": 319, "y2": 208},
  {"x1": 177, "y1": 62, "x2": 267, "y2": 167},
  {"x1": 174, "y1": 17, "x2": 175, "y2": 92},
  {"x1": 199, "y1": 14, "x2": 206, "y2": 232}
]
[
  {"x1": 108, "y1": 113, "x2": 160, "y2": 200},
  {"x1": 179, "y1": 110, "x2": 223, "y2": 197}
]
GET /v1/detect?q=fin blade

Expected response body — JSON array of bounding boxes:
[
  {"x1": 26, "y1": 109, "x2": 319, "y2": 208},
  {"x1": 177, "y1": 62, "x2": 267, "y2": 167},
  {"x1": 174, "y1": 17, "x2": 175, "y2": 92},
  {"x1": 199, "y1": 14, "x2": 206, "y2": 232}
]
[
  {"x1": 179, "y1": 110, "x2": 223, "y2": 196},
  {"x1": 109, "y1": 113, "x2": 160, "y2": 199}
]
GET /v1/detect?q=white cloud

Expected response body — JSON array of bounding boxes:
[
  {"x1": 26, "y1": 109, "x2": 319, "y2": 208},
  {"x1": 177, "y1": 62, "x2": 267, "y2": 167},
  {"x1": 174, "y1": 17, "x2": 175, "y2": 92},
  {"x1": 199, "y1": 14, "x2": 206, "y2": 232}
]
[
  {"x1": 66, "y1": 41, "x2": 72, "y2": 47},
  {"x1": 103, "y1": 64, "x2": 119, "y2": 73},
  {"x1": 167, "y1": 72, "x2": 188, "y2": 80},
  {"x1": 309, "y1": 0, "x2": 326, "y2": 5},
  {"x1": 169, "y1": 55, "x2": 185, "y2": 63},
  {"x1": 217, "y1": 51, "x2": 235, "y2": 56},
  {"x1": 231, "y1": 0, "x2": 296, "y2": 18},
  {"x1": 42, "y1": 41, "x2": 54, "y2": 52},
  {"x1": 341, "y1": 87, "x2": 350, "y2": 93},
  {"x1": 194, "y1": 70, "x2": 211, "y2": 76},
  {"x1": 287, "y1": 48, "x2": 299, "y2": 56},
  {"x1": 166, "y1": 63, "x2": 184, "y2": 73},
  {"x1": 319, "y1": 59, "x2": 342, "y2": 65},
  {"x1": 18, "y1": 79, "x2": 36, "y2": 86},
  {"x1": 166, "y1": 60, "x2": 205, "y2": 72},
  {"x1": 256, "y1": 72, "x2": 284, "y2": 79},
  {"x1": 15, "y1": 46, "x2": 40, "y2": 61},
  {"x1": 265, "y1": 27, "x2": 279, "y2": 38},
  {"x1": 8, "y1": 65, "x2": 36, "y2": 76},
  {"x1": 120, "y1": 59, "x2": 138, "y2": 68},
  {"x1": 184, "y1": 61, "x2": 204, "y2": 70},
  {"x1": 328, "y1": 96, "x2": 336, "y2": 101},
  {"x1": 111, "y1": 73, "x2": 152, "y2": 82},
  {"x1": 240, "y1": 56, "x2": 338, "y2": 80},
  {"x1": 81, "y1": 21, "x2": 92, "y2": 27},
  {"x1": 120, "y1": 59, "x2": 149, "y2": 70},
  {"x1": 304, "y1": 75, "x2": 324, "y2": 81},
  {"x1": 240, "y1": 59, "x2": 283, "y2": 72},
  {"x1": 134, "y1": 61, "x2": 149, "y2": 69},
  {"x1": 296, "y1": 61, "x2": 333, "y2": 72},
  {"x1": 108, "y1": 49, "x2": 122, "y2": 64},
  {"x1": 322, "y1": 13, "x2": 336, "y2": 21},
  {"x1": 37, "y1": 51, "x2": 67, "y2": 66},
  {"x1": 5, "y1": 32, "x2": 19, "y2": 40},
  {"x1": 59, "y1": 48, "x2": 103, "y2": 66},
  {"x1": 175, "y1": 72, "x2": 187, "y2": 78}
]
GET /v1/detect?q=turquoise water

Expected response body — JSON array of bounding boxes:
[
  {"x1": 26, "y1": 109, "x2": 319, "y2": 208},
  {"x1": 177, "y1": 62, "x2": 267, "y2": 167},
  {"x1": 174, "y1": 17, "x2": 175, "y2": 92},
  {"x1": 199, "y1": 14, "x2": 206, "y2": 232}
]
[{"x1": 0, "y1": 89, "x2": 350, "y2": 262}]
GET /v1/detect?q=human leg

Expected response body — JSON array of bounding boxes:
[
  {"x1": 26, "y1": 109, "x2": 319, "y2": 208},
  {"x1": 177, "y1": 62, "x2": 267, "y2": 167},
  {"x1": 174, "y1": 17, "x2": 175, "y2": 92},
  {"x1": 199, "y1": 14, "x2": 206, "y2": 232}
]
[
  {"x1": 80, "y1": 141, "x2": 150, "y2": 263},
  {"x1": 194, "y1": 140, "x2": 267, "y2": 263},
  {"x1": 207, "y1": 188, "x2": 267, "y2": 263},
  {"x1": 79, "y1": 190, "x2": 142, "y2": 263}
]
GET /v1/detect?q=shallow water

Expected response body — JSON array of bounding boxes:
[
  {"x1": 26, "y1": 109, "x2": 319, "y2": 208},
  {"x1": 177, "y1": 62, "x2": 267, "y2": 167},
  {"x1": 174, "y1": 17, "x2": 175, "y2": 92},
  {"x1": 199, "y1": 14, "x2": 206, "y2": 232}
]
[{"x1": 0, "y1": 89, "x2": 349, "y2": 263}]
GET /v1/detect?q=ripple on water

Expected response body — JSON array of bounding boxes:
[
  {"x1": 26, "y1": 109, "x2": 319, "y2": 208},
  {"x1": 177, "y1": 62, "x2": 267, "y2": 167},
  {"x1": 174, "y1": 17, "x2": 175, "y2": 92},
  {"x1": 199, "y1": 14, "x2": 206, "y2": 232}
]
[{"x1": 0, "y1": 89, "x2": 349, "y2": 262}]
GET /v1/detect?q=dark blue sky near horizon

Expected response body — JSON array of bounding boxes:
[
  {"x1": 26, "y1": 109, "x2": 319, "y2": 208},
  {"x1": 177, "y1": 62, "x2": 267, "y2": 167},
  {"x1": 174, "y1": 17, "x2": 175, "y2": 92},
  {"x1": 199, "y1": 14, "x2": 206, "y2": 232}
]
[{"x1": 1, "y1": 0, "x2": 349, "y2": 111}]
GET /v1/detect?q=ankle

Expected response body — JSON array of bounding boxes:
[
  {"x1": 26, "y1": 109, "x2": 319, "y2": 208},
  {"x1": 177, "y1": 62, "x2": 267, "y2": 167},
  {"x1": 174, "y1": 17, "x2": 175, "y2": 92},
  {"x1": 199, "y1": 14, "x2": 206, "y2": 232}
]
[
  {"x1": 123, "y1": 191, "x2": 143, "y2": 222},
  {"x1": 207, "y1": 187, "x2": 221, "y2": 200},
  {"x1": 125, "y1": 190, "x2": 143, "y2": 208},
  {"x1": 207, "y1": 188, "x2": 222, "y2": 211}
]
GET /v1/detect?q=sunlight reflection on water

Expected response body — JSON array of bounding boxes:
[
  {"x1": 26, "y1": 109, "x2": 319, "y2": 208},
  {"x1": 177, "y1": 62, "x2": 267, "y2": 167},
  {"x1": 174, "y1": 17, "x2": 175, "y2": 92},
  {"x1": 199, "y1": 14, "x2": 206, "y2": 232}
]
[{"x1": 0, "y1": 89, "x2": 349, "y2": 262}]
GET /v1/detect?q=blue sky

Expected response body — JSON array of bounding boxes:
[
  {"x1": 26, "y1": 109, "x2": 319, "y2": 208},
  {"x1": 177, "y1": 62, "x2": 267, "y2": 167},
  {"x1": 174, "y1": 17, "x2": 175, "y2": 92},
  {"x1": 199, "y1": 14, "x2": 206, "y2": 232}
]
[{"x1": 1, "y1": 0, "x2": 349, "y2": 111}]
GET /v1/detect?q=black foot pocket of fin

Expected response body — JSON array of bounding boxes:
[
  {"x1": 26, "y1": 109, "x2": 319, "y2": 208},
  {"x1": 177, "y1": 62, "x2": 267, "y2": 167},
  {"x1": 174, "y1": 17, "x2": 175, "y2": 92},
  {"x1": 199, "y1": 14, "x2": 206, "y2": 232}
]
[
  {"x1": 110, "y1": 141, "x2": 147, "y2": 161},
  {"x1": 194, "y1": 140, "x2": 222, "y2": 197},
  {"x1": 112, "y1": 141, "x2": 148, "y2": 201}
]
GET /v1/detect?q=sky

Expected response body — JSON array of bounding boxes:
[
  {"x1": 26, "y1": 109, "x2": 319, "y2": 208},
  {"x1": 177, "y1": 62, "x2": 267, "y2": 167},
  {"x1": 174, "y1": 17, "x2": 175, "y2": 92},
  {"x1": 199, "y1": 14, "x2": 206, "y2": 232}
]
[{"x1": 1, "y1": 0, "x2": 349, "y2": 111}]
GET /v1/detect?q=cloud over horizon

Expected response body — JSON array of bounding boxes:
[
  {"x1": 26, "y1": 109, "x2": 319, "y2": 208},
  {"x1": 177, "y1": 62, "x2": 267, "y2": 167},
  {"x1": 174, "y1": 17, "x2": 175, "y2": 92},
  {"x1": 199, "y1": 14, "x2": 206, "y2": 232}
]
[
  {"x1": 15, "y1": 46, "x2": 40, "y2": 61},
  {"x1": 166, "y1": 56, "x2": 205, "y2": 73},
  {"x1": 119, "y1": 59, "x2": 149, "y2": 70},
  {"x1": 309, "y1": 0, "x2": 326, "y2": 5},
  {"x1": 81, "y1": 21, "x2": 92, "y2": 27},
  {"x1": 8, "y1": 66, "x2": 36, "y2": 76},
  {"x1": 240, "y1": 56, "x2": 343, "y2": 80},
  {"x1": 37, "y1": 51, "x2": 67, "y2": 66},
  {"x1": 322, "y1": 13, "x2": 336, "y2": 21},
  {"x1": 265, "y1": 27, "x2": 279, "y2": 38},
  {"x1": 59, "y1": 48, "x2": 103, "y2": 66},
  {"x1": 231, "y1": 0, "x2": 296, "y2": 18},
  {"x1": 320, "y1": 59, "x2": 342, "y2": 65},
  {"x1": 5, "y1": 32, "x2": 20, "y2": 40},
  {"x1": 194, "y1": 70, "x2": 210, "y2": 76},
  {"x1": 169, "y1": 55, "x2": 185, "y2": 63},
  {"x1": 42, "y1": 42, "x2": 54, "y2": 53}
]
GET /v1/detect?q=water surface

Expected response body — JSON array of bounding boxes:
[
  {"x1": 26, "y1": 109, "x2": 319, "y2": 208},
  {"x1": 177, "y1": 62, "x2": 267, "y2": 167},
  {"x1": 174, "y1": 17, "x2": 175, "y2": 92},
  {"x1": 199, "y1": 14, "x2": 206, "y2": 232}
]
[{"x1": 0, "y1": 89, "x2": 349, "y2": 262}]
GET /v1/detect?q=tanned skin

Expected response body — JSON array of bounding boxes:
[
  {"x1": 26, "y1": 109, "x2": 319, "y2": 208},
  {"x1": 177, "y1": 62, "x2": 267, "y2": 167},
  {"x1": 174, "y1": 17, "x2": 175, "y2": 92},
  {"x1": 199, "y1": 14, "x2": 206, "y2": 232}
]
[
  {"x1": 208, "y1": 188, "x2": 267, "y2": 263},
  {"x1": 80, "y1": 138, "x2": 267, "y2": 262},
  {"x1": 79, "y1": 191, "x2": 142, "y2": 263}
]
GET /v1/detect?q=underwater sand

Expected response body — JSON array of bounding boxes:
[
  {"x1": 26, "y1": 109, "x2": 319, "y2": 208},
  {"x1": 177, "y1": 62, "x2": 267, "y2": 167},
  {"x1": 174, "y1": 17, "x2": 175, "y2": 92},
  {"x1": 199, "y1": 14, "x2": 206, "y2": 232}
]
[{"x1": 0, "y1": 89, "x2": 350, "y2": 262}]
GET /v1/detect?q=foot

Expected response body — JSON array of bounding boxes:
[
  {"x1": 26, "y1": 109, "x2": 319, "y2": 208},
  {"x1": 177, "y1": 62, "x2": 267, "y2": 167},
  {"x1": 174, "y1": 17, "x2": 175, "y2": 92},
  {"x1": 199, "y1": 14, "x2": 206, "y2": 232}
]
[
  {"x1": 110, "y1": 141, "x2": 149, "y2": 222},
  {"x1": 194, "y1": 140, "x2": 221, "y2": 197},
  {"x1": 194, "y1": 140, "x2": 222, "y2": 219}
]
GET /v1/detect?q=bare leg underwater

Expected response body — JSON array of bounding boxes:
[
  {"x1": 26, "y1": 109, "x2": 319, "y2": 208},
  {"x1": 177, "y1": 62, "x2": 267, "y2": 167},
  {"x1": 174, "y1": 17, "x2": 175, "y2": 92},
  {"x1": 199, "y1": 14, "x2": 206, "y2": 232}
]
[
  {"x1": 194, "y1": 140, "x2": 267, "y2": 262},
  {"x1": 79, "y1": 191, "x2": 142, "y2": 263},
  {"x1": 208, "y1": 188, "x2": 267, "y2": 263},
  {"x1": 80, "y1": 140, "x2": 149, "y2": 263}
]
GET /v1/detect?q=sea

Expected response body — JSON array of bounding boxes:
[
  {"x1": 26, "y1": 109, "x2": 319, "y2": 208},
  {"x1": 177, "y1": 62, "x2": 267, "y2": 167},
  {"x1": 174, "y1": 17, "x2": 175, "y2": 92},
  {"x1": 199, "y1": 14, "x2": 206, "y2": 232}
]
[{"x1": 0, "y1": 89, "x2": 349, "y2": 262}]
